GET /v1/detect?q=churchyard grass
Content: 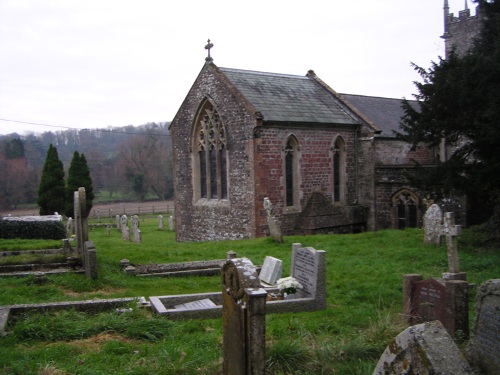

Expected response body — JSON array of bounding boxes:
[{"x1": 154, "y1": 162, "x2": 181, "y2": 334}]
[{"x1": 0, "y1": 216, "x2": 499, "y2": 374}]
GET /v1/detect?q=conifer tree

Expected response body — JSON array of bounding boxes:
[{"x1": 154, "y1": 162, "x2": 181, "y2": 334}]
[
  {"x1": 64, "y1": 151, "x2": 95, "y2": 218},
  {"x1": 37, "y1": 144, "x2": 65, "y2": 215}
]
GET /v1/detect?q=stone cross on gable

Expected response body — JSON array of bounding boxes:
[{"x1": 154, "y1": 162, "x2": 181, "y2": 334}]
[
  {"x1": 443, "y1": 212, "x2": 462, "y2": 274},
  {"x1": 205, "y1": 39, "x2": 214, "y2": 62}
]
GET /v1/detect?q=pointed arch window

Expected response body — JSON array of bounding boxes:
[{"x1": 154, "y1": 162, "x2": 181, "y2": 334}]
[
  {"x1": 331, "y1": 136, "x2": 346, "y2": 202},
  {"x1": 284, "y1": 136, "x2": 299, "y2": 207},
  {"x1": 392, "y1": 189, "x2": 419, "y2": 229},
  {"x1": 195, "y1": 101, "x2": 228, "y2": 200}
]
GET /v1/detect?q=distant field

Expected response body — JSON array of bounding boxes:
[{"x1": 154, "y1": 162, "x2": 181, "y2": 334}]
[{"x1": 5, "y1": 200, "x2": 174, "y2": 217}]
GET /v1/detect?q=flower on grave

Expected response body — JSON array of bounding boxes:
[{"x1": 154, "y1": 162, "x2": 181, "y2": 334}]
[{"x1": 276, "y1": 277, "x2": 303, "y2": 295}]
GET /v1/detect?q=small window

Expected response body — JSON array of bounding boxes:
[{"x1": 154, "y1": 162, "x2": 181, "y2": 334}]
[
  {"x1": 284, "y1": 136, "x2": 299, "y2": 207},
  {"x1": 194, "y1": 101, "x2": 228, "y2": 200},
  {"x1": 392, "y1": 189, "x2": 419, "y2": 229},
  {"x1": 331, "y1": 137, "x2": 346, "y2": 202}
]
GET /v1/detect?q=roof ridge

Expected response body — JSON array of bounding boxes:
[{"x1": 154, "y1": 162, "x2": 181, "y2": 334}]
[{"x1": 219, "y1": 67, "x2": 308, "y2": 80}]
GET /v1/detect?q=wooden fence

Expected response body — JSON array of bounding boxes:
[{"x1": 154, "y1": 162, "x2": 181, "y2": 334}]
[{"x1": 89, "y1": 203, "x2": 174, "y2": 218}]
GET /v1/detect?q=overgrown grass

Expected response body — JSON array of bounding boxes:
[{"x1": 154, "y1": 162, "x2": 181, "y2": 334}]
[{"x1": 0, "y1": 217, "x2": 499, "y2": 374}]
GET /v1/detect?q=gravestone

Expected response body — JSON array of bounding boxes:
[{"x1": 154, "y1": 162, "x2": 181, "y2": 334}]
[
  {"x1": 73, "y1": 188, "x2": 89, "y2": 253},
  {"x1": 403, "y1": 275, "x2": 469, "y2": 339},
  {"x1": 222, "y1": 258, "x2": 267, "y2": 375},
  {"x1": 467, "y1": 279, "x2": 500, "y2": 374},
  {"x1": 373, "y1": 320, "x2": 473, "y2": 374},
  {"x1": 264, "y1": 197, "x2": 283, "y2": 243},
  {"x1": 174, "y1": 298, "x2": 216, "y2": 311},
  {"x1": 120, "y1": 215, "x2": 130, "y2": 241},
  {"x1": 169, "y1": 215, "x2": 175, "y2": 231},
  {"x1": 259, "y1": 256, "x2": 282, "y2": 285},
  {"x1": 83, "y1": 241, "x2": 98, "y2": 280},
  {"x1": 158, "y1": 215, "x2": 164, "y2": 230},
  {"x1": 116, "y1": 215, "x2": 120, "y2": 231},
  {"x1": 131, "y1": 215, "x2": 141, "y2": 243},
  {"x1": 424, "y1": 204, "x2": 443, "y2": 245},
  {"x1": 443, "y1": 212, "x2": 462, "y2": 276},
  {"x1": 66, "y1": 217, "x2": 73, "y2": 237},
  {"x1": 291, "y1": 244, "x2": 326, "y2": 305}
]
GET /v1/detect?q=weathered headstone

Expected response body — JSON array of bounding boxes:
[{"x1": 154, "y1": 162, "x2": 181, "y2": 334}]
[
  {"x1": 443, "y1": 211, "x2": 462, "y2": 276},
  {"x1": 222, "y1": 258, "x2": 267, "y2": 375},
  {"x1": 467, "y1": 279, "x2": 500, "y2": 374},
  {"x1": 116, "y1": 214, "x2": 120, "y2": 231},
  {"x1": 83, "y1": 241, "x2": 98, "y2": 280},
  {"x1": 131, "y1": 215, "x2": 141, "y2": 243},
  {"x1": 168, "y1": 215, "x2": 175, "y2": 231},
  {"x1": 264, "y1": 197, "x2": 283, "y2": 243},
  {"x1": 174, "y1": 298, "x2": 217, "y2": 311},
  {"x1": 424, "y1": 204, "x2": 443, "y2": 245},
  {"x1": 158, "y1": 215, "x2": 164, "y2": 230},
  {"x1": 120, "y1": 215, "x2": 130, "y2": 241},
  {"x1": 403, "y1": 275, "x2": 469, "y2": 339},
  {"x1": 259, "y1": 256, "x2": 282, "y2": 286},
  {"x1": 66, "y1": 217, "x2": 73, "y2": 237},
  {"x1": 73, "y1": 188, "x2": 89, "y2": 254},
  {"x1": 373, "y1": 320, "x2": 473, "y2": 374}
]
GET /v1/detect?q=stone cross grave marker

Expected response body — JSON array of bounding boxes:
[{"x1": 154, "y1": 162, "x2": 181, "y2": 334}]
[
  {"x1": 222, "y1": 258, "x2": 267, "y2": 375},
  {"x1": 131, "y1": 215, "x2": 141, "y2": 243},
  {"x1": 263, "y1": 197, "x2": 283, "y2": 243},
  {"x1": 424, "y1": 203, "x2": 443, "y2": 245},
  {"x1": 259, "y1": 256, "x2": 282, "y2": 286},
  {"x1": 443, "y1": 211, "x2": 462, "y2": 275},
  {"x1": 158, "y1": 215, "x2": 164, "y2": 230},
  {"x1": 467, "y1": 279, "x2": 500, "y2": 374}
]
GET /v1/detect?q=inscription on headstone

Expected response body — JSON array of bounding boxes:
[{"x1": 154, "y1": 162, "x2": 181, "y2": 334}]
[{"x1": 291, "y1": 247, "x2": 318, "y2": 298}]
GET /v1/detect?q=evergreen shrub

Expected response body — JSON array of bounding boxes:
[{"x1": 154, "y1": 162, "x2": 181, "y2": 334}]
[{"x1": 0, "y1": 219, "x2": 66, "y2": 239}]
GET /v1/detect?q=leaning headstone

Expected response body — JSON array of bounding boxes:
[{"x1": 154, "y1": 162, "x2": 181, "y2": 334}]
[
  {"x1": 158, "y1": 215, "x2": 164, "y2": 230},
  {"x1": 131, "y1": 215, "x2": 141, "y2": 243},
  {"x1": 424, "y1": 204, "x2": 443, "y2": 245},
  {"x1": 373, "y1": 320, "x2": 473, "y2": 374},
  {"x1": 467, "y1": 279, "x2": 500, "y2": 374},
  {"x1": 168, "y1": 215, "x2": 175, "y2": 231},
  {"x1": 264, "y1": 197, "x2": 283, "y2": 243},
  {"x1": 259, "y1": 256, "x2": 282, "y2": 286},
  {"x1": 83, "y1": 241, "x2": 98, "y2": 280},
  {"x1": 222, "y1": 258, "x2": 267, "y2": 375}
]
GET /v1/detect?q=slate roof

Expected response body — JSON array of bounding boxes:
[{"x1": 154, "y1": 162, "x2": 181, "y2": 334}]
[
  {"x1": 219, "y1": 67, "x2": 357, "y2": 125},
  {"x1": 339, "y1": 93, "x2": 416, "y2": 137}
]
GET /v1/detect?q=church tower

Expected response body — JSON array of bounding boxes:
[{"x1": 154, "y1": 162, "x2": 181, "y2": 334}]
[{"x1": 442, "y1": 0, "x2": 484, "y2": 58}]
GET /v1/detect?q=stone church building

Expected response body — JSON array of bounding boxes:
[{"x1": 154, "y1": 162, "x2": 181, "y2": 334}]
[{"x1": 169, "y1": 1, "x2": 480, "y2": 242}]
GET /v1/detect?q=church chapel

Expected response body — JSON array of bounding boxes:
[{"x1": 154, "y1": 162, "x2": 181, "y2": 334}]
[{"x1": 169, "y1": 1, "x2": 478, "y2": 242}]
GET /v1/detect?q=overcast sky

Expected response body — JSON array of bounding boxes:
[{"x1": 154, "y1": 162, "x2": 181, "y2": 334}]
[{"x1": 0, "y1": 0, "x2": 473, "y2": 136}]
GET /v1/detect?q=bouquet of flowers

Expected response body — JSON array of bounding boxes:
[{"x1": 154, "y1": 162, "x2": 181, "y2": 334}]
[{"x1": 276, "y1": 277, "x2": 303, "y2": 295}]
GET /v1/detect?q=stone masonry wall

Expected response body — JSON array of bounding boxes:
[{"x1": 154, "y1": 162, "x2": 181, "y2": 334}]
[
  {"x1": 170, "y1": 63, "x2": 258, "y2": 242},
  {"x1": 254, "y1": 125, "x2": 358, "y2": 236}
]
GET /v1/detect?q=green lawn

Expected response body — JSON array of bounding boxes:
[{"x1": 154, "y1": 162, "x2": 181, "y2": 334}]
[{"x1": 0, "y1": 216, "x2": 498, "y2": 374}]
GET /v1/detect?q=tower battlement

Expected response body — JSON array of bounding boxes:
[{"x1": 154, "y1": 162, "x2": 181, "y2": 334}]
[{"x1": 442, "y1": 1, "x2": 484, "y2": 58}]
